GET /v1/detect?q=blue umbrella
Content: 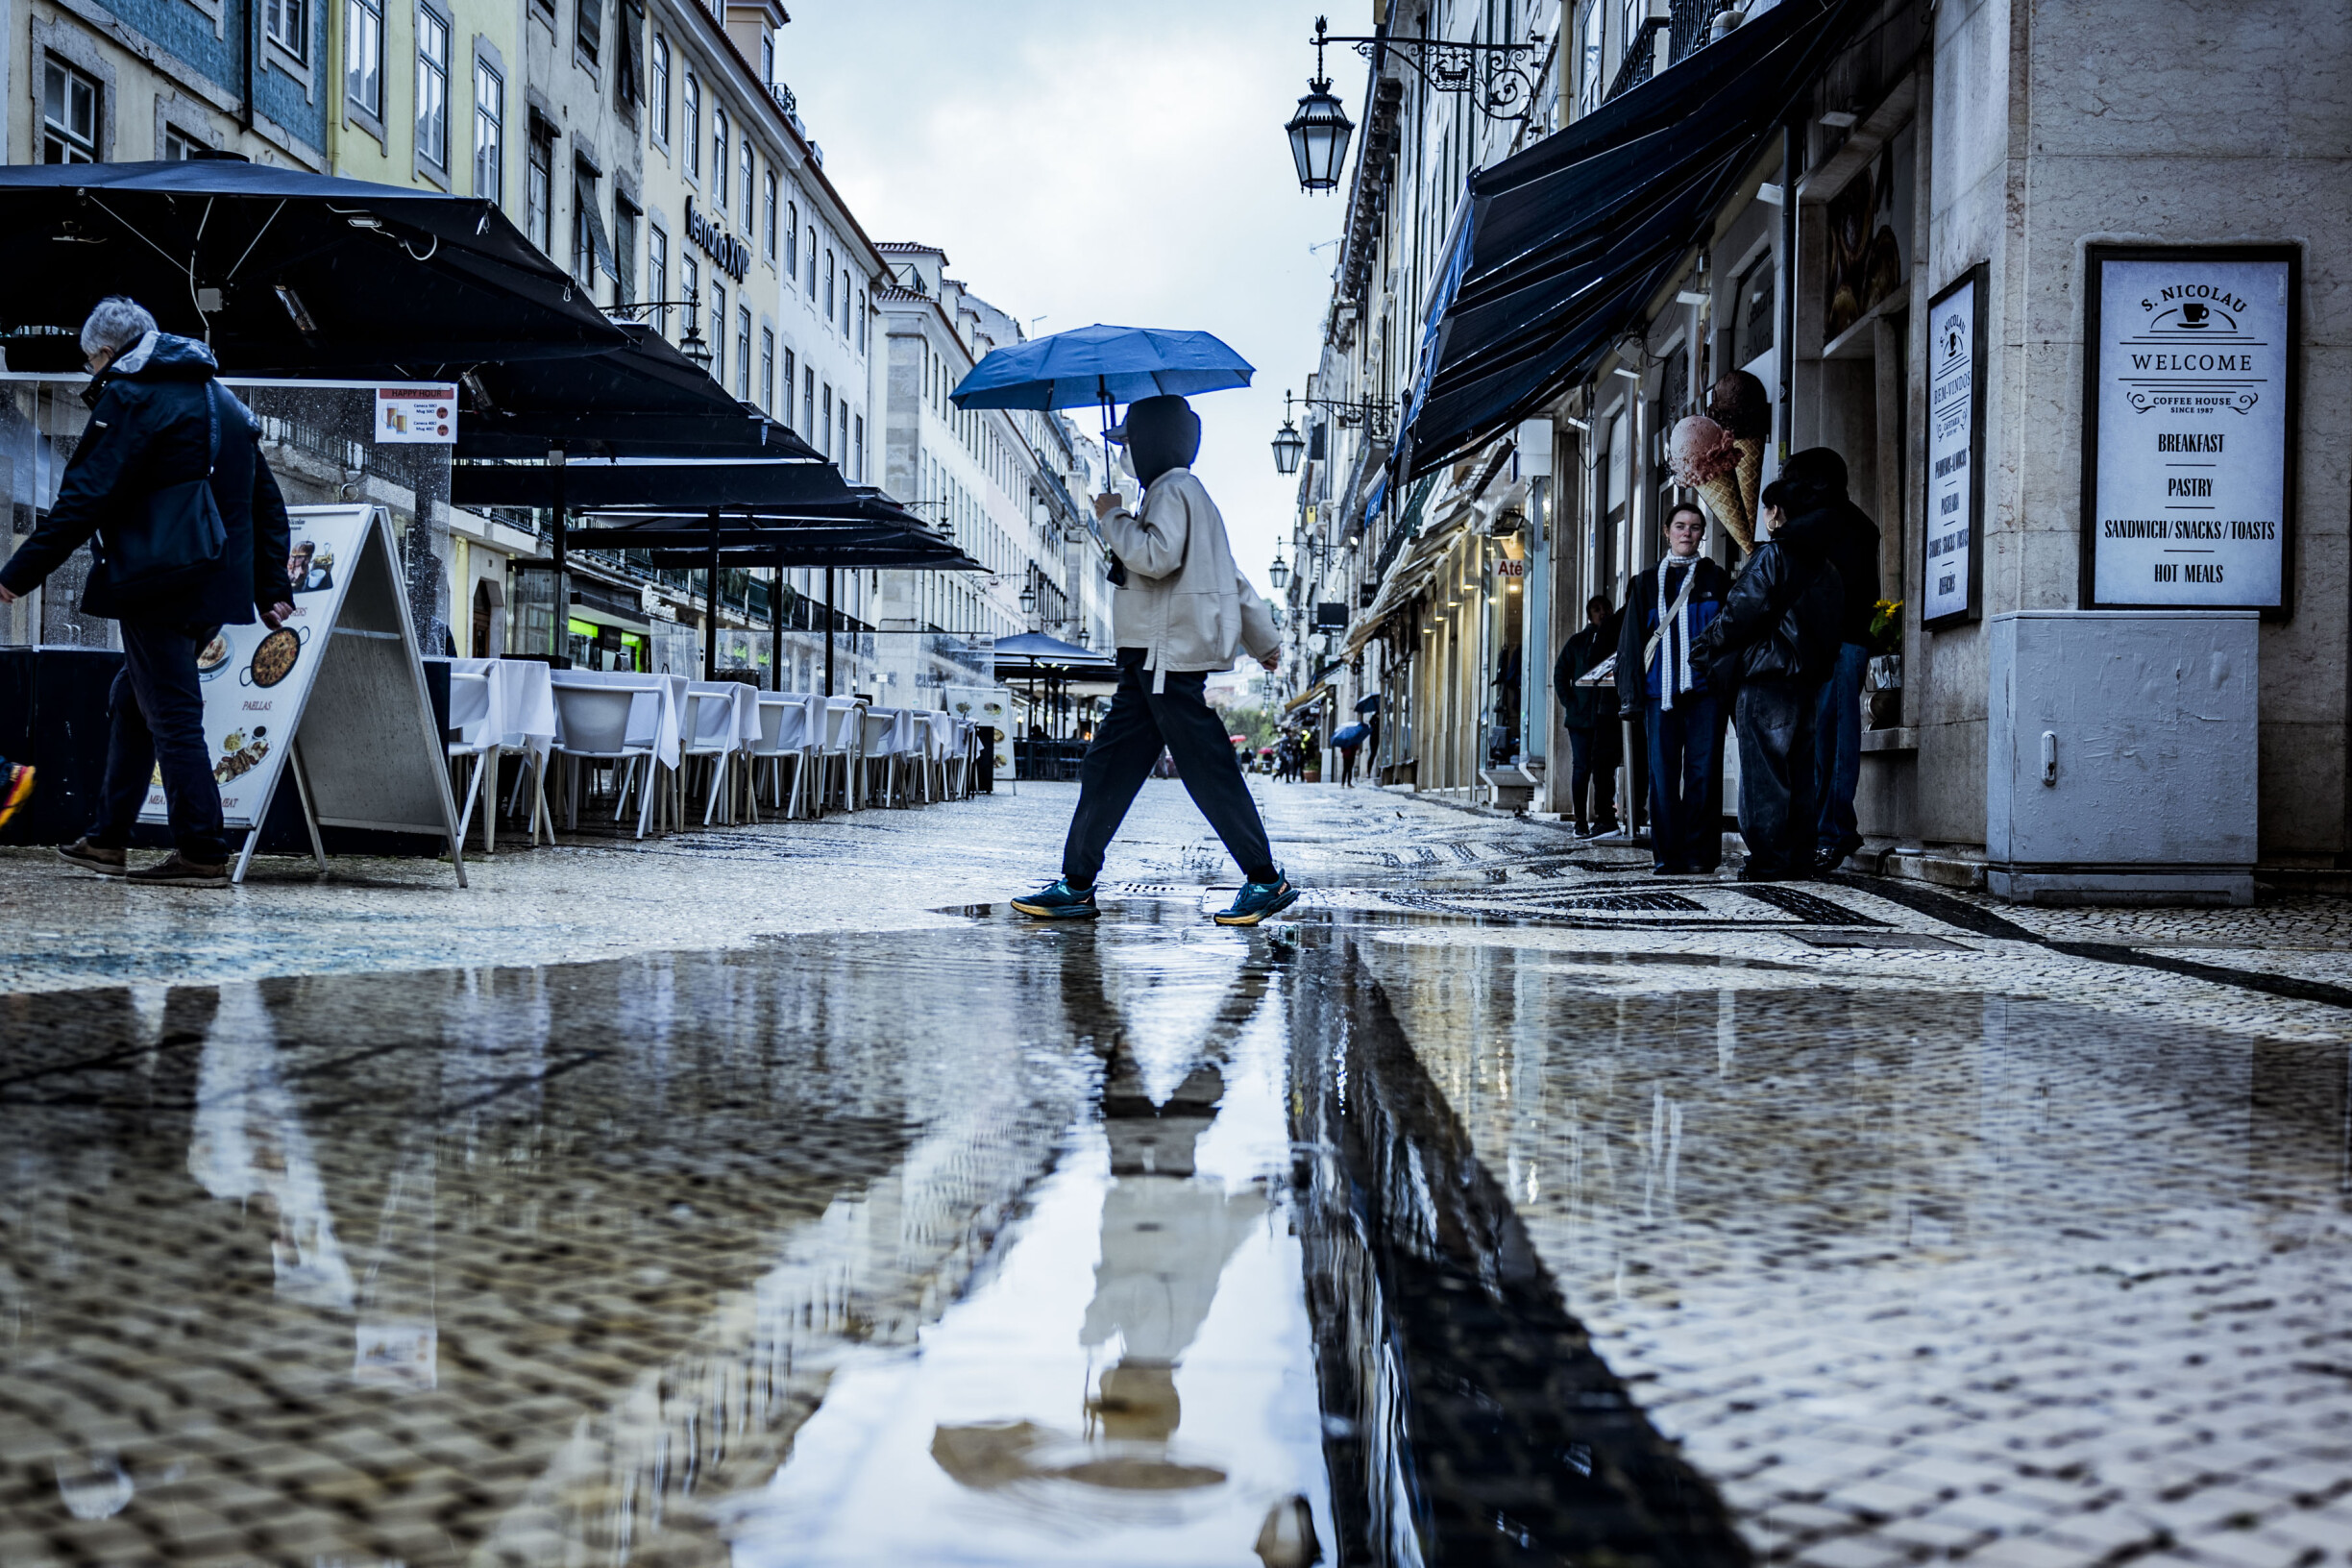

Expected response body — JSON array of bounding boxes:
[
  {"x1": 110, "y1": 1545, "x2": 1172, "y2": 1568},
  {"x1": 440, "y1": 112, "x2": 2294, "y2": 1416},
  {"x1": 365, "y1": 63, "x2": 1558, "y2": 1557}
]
[{"x1": 950, "y1": 323, "x2": 1253, "y2": 412}]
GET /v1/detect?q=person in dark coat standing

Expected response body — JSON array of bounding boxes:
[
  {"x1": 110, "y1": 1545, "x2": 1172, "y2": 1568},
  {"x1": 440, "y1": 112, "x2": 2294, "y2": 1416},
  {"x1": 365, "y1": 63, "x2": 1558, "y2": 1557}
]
[
  {"x1": 1785, "y1": 450, "x2": 1884, "y2": 870},
  {"x1": 0, "y1": 298, "x2": 293, "y2": 886},
  {"x1": 1616, "y1": 504, "x2": 1732, "y2": 872},
  {"x1": 1555, "y1": 594, "x2": 1623, "y2": 837},
  {"x1": 1696, "y1": 478, "x2": 1845, "y2": 881}
]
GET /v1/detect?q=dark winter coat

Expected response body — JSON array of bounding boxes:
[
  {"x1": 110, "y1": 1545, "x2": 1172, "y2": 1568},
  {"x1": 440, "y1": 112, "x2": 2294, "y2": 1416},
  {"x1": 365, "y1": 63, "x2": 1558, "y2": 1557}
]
[
  {"x1": 1615, "y1": 555, "x2": 1732, "y2": 718},
  {"x1": 1555, "y1": 618, "x2": 1619, "y2": 729},
  {"x1": 1766, "y1": 447, "x2": 1882, "y2": 645},
  {"x1": 0, "y1": 331, "x2": 291, "y2": 627},
  {"x1": 1695, "y1": 515, "x2": 1844, "y2": 687}
]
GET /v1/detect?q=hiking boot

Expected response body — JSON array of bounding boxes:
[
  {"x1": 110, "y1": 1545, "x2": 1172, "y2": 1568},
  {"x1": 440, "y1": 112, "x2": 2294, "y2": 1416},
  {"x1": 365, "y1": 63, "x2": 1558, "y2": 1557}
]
[
  {"x1": 1213, "y1": 873, "x2": 1300, "y2": 927},
  {"x1": 56, "y1": 838, "x2": 127, "y2": 876},
  {"x1": 0, "y1": 762, "x2": 33, "y2": 830},
  {"x1": 1010, "y1": 877, "x2": 1100, "y2": 919},
  {"x1": 126, "y1": 852, "x2": 230, "y2": 888}
]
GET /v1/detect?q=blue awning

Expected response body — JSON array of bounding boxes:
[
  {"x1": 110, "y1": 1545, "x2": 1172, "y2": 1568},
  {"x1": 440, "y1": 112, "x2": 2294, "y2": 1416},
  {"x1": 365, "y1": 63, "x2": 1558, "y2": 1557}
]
[
  {"x1": 1403, "y1": 0, "x2": 1872, "y2": 478},
  {"x1": 1360, "y1": 474, "x2": 1389, "y2": 532}
]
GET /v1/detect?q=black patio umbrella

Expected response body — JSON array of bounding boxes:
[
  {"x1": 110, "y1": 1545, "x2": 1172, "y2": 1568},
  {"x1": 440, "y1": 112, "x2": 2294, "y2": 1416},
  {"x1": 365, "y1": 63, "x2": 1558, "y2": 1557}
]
[
  {"x1": 0, "y1": 159, "x2": 625, "y2": 376},
  {"x1": 454, "y1": 324, "x2": 821, "y2": 461},
  {"x1": 565, "y1": 490, "x2": 983, "y2": 686}
]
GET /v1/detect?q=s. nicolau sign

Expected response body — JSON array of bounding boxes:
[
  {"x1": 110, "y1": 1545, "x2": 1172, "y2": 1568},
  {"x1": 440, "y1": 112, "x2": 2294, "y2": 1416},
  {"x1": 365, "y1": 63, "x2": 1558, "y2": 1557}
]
[
  {"x1": 685, "y1": 198, "x2": 750, "y2": 283},
  {"x1": 2083, "y1": 245, "x2": 2300, "y2": 616}
]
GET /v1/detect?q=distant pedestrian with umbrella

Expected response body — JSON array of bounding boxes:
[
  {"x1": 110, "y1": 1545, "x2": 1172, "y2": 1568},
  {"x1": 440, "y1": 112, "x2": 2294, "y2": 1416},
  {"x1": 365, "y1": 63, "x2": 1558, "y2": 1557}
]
[{"x1": 952, "y1": 325, "x2": 1297, "y2": 927}]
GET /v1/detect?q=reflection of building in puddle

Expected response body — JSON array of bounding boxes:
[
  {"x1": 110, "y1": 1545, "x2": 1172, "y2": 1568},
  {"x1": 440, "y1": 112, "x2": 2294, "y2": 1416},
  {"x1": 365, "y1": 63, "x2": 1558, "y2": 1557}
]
[{"x1": 184, "y1": 983, "x2": 355, "y2": 1311}]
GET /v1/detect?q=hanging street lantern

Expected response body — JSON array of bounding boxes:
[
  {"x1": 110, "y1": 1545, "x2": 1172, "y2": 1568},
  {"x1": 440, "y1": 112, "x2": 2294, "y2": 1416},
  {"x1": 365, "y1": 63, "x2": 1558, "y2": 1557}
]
[
  {"x1": 678, "y1": 318, "x2": 714, "y2": 374},
  {"x1": 1271, "y1": 388, "x2": 1308, "y2": 475},
  {"x1": 1286, "y1": 19, "x2": 1354, "y2": 193},
  {"x1": 1268, "y1": 551, "x2": 1290, "y2": 591},
  {"x1": 1018, "y1": 581, "x2": 1038, "y2": 617}
]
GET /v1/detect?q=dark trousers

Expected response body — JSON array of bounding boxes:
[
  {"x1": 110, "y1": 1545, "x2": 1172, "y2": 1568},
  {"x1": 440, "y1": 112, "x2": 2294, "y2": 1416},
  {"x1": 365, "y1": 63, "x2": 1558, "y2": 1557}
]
[
  {"x1": 1565, "y1": 722, "x2": 1621, "y2": 830},
  {"x1": 1814, "y1": 641, "x2": 1868, "y2": 855},
  {"x1": 1338, "y1": 747, "x2": 1359, "y2": 786},
  {"x1": 1642, "y1": 692, "x2": 1723, "y2": 870},
  {"x1": 1063, "y1": 660, "x2": 1276, "y2": 887},
  {"x1": 90, "y1": 619, "x2": 228, "y2": 862},
  {"x1": 1733, "y1": 678, "x2": 1822, "y2": 876}
]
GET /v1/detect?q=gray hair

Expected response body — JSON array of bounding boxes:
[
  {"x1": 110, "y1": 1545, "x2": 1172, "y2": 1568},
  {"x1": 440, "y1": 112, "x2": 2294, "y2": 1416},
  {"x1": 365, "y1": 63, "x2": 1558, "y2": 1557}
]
[{"x1": 81, "y1": 297, "x2": 157, "y2": 358}]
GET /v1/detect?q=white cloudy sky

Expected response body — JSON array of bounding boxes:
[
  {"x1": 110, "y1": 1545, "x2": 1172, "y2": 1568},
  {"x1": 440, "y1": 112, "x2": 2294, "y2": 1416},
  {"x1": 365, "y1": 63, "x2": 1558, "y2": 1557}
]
[{"x1": 778, "y1": 0, "x2": 1353, "y2": 594}]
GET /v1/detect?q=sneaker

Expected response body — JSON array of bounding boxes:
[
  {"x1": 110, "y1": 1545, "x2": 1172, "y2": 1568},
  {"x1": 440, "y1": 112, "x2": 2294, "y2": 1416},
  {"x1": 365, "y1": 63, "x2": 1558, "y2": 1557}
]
[
  {"x1": 1010, "y1": 877, "x2": 1100, "y2": 919},
  {"x1": 0, "y1": 762, "x2": 33, "y2": 830},
  {"x1": 126, "y1": 852, "x2": 230, "y2": 888},
  {"x1": 56, "y1": 838, "x2": 127, "y2": 876},
  {"x1": 1213, "y1": 873, "x2": 1300, "y2": 927}
]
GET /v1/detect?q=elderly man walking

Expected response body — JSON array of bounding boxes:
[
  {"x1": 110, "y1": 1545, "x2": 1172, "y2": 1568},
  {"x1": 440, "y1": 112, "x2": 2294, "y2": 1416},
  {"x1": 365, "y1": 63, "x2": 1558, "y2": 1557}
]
[
  {"x1": 1011, "y1": 395, "x2": 1294, "y2": 926},
  {"x1": 0, "y1": 298, "x2": 293, "y2": 886}
]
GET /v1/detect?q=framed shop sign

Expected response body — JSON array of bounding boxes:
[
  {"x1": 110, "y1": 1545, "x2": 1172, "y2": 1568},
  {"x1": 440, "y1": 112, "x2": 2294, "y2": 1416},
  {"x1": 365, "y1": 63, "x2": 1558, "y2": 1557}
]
[
  {"x1": 2082, "y1": 245, "x2": 2299, "y2": 616},
  {"x1": 1922, "y1": 263, "x2": 1985, "y2": 627}
]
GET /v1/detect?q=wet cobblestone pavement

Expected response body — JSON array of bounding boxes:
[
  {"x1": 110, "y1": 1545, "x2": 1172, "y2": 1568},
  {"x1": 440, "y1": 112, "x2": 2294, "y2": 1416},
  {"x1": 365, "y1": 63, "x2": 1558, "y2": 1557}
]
[{"x1": 1, "y1": 782, "x2": 2348, "y2": 1565}]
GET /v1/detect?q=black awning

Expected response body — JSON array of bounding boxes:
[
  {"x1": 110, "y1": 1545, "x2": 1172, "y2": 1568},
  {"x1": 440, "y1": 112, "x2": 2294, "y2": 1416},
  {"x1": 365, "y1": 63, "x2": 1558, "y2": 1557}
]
[
  {"x1": 0, "y1": 159, "x2": 625, "y2": 376},
  {"x1": 1404, "y1": 0, "x2": 1872, "y2": 477},
  {"x1": 455, "y1": 323, "x2": 820, "y2": 460},
  {"x1": 566, "y1": 491, "x2": 983, "y2": 572},
  {"x1": 451, "y1": 457, "x2": 850, "y2": 510}
]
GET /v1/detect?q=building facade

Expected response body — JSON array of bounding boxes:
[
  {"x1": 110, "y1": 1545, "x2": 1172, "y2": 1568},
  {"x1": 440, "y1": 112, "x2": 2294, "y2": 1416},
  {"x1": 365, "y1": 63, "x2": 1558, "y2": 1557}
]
[{"x1": 1283, "y1": 0, "x2": 2351, "y2": 893}]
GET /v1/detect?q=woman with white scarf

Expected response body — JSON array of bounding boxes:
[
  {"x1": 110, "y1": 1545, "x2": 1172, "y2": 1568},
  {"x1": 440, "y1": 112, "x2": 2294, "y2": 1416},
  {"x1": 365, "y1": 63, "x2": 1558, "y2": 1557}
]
[{"x1": 1613, "y1": 503, "x2": 1732, "y2": 874}]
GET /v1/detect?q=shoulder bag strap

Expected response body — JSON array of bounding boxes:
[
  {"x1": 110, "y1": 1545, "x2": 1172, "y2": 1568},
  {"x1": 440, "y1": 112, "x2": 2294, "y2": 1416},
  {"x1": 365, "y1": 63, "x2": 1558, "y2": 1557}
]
[{"x1": 1642, "y1": 562, "x2": 1702, "y2": 671}]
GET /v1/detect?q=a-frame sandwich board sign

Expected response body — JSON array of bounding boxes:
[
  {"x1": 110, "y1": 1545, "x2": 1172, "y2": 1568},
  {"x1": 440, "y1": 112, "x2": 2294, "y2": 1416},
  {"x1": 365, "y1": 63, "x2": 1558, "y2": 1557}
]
[{"x1": 141, "y1": 503, "x2": 468, "y2": 886}]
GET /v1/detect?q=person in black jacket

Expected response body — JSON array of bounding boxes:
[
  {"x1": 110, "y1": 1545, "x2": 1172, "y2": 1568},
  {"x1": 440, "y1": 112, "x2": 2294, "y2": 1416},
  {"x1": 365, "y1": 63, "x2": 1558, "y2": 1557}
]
[
  {"x1": 1616, "y1": 504, "x2": 1733, "y2": 872},
  {"x1": 1776, "y1": 449, "x2": 1884, "y2": 870},
  {"x1": 0, "y1": 298, "x2": 293, "y2": 886},
  {"x1": 1554, "y1": 594, "x2": 1622, "y2": 836},
  {"x1": 1695, "y1": 480, "x2": 1845, "y2": 881}
]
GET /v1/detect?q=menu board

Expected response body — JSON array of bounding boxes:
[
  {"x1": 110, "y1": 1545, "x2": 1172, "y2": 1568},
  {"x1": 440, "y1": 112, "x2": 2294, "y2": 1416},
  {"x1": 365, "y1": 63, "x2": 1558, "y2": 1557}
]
[
  {"x1": 1923, "y1": 265, "x2": 1984, "y2": 625},
  {"x1": 2085, "y1": 247, "x2": 2298, "y2": 612},
  {"x1": 144, "y1": 507, "x2": 368, "y2": 828},
  {"x1": 375, "y1": 385, "x2": 457, "y2": 444}
]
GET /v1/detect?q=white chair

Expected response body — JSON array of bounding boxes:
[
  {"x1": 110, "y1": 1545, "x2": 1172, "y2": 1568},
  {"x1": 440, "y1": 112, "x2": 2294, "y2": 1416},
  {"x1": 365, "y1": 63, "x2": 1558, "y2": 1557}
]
[
  {"x1": 817, "y1": 697, "x2": 864, "y2": 811},
  {"x1": 682, "y1": 689, "x2": 743, "y2": 826},
  {"x1": 551, "y1": 682, "x2": 658, "y2": 838},
  {"x1": 859, "y1": 707, "x2": 905, "y2": 808},
  {"x1": 447, "y1": 672, "x2": 501, "y2": 851},
  {"x1": 747, "y1": 694, "x2": 813, "y2": 821}
]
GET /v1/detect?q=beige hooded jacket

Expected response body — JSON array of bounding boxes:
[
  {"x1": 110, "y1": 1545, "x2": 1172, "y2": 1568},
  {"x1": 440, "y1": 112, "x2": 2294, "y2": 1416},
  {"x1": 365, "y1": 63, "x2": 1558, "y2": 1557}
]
[{"x1": 1098, "y1": 467, "x2": 1281, "y2": 692}]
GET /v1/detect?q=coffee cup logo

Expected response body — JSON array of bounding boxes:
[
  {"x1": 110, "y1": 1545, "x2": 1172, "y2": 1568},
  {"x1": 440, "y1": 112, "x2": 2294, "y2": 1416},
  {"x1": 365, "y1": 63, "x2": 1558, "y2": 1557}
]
[{"x1": 2180, "y1": 302, "x2": 2210, "y2": 329}]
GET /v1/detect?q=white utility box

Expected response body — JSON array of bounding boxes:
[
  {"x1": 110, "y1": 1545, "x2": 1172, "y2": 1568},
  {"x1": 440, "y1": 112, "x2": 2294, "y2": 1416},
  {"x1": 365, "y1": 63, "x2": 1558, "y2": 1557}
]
[{"x1": 1986, "y1": 611, "x2": 2257, "y2": 906}]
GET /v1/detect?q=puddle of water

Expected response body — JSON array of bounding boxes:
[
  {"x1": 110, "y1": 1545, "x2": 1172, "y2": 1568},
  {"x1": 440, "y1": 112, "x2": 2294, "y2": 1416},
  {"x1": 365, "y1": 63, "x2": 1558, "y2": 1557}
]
[{"x1": 2, "y1": 919, "x2": 1721, "y2": 1567}]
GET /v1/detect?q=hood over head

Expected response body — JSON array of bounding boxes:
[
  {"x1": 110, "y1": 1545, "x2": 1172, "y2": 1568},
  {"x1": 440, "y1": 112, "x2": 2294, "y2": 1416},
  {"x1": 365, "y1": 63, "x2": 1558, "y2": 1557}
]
[
  {"x1": 112, "y1": 331, "x2": 220, "y2": 381},
  {"x1": 1760, "y1": 449, "x2": 1853, "y2": 556},
  {"x1": 1122, "y1": 394, "x2": 1200, "y2": 488}
]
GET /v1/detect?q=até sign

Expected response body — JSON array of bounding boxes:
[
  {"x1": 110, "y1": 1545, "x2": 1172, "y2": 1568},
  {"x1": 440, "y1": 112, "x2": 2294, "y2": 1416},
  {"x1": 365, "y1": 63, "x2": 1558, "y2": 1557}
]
[
  {"x1": 685, "y1": 198, "x2": 749, "y2": 283},
  {"x1": 2083, "y1": 245, "x2": 2300, "y2": 614}
]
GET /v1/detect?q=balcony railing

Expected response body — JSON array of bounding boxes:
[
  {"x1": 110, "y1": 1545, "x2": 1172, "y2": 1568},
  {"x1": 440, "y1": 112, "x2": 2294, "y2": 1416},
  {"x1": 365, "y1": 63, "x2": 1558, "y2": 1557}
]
[{"x1": 1608, "y1": 0, "x2": 1725, "y2": 101}]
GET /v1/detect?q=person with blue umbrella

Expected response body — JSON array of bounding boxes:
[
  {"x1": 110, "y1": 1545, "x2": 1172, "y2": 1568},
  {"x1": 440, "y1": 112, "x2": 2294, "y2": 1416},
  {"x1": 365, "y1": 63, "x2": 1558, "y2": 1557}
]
[{"x1": 957, "y1": 328, "x2": 1293, "y2": 924}]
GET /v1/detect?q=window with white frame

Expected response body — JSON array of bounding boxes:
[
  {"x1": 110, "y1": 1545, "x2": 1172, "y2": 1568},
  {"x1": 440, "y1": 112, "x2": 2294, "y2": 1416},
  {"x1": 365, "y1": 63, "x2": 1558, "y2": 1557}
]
[
  {"x1": 711, "y1": 282, "x2": 726, "y2": 382},
  {"x1": 682, "y1": 254, "x2": 698, "y2": 341},
  {"x1": 163, "y1": 125, "x2": 206, "y2": 159},
  {"x1": 856, "y1": 288, "x2": 867, "y2": 354},
  {"x1": 1578, "y1": 0, "x2": 1605, "y2": 118},
  {"x1": 821, "y1": 384, "x2": 833, "y2": 458},
  {"x1": 805, "y1": 228, "x2": 817, "y2": 299},
  {"x1": 648, "y1": 224, "x2": 668, "y2": 331},
  {"x1": 735, "y1": 307, "x2": 750, "y2": 401},
  {"x1": 782, "y1": 347, "x2": 796, "y2": 425},
  {"x1": 347, "y1": 0, "x2": 384, "y2": 119},
  {"x1": 650, "y1": 34, "x2": 670, "y2": 143},
  {"x1": 473, "y1": 60, "x2": 502, "y2": 202},
  {"x1": 576, "y1": 0, "x2": 601, "y2": 68},
  {"x1": 823, "y1": 250, "x2": 834, "y2": 320},
  {"x1": 801, "y1": 366, "x2": 814, "y2": 436},
  {"x1": 785, "y1": 203, "x2": 798, "y2": 279},
  {"x1": 739, "y1": 139, "x2": 753, "y2": 221},
  {"x1": 682, "y1": 70, "x2": 699, "y2": 178},
  {"x1": 760, "y1": 329, "x2": 774, "y2": 413},
  {"x1": 416, "y1": 9, "x2": 450, "y2": 169},
  {"x1": 265, "y1": 0, "x2": 307, "y2": 61},
  {"x1": 853, "y1": 414, "x2": 865, "y2": 482},
  {"x1": 525, "y1": 119, "x2": 553, "y2": 253},
  {"x1": 763, "y1": 172, "x2": 777, "y2": 260},
  {"x1": 712, "y1": 105, "x2": 729, "y2": 204}
]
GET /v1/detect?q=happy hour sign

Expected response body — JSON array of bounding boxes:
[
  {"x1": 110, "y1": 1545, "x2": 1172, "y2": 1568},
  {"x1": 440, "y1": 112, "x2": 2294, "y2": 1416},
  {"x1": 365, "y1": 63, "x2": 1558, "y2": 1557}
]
[{"x1": 2087, "y1": 249, "x2": 2297, "y2": 611}]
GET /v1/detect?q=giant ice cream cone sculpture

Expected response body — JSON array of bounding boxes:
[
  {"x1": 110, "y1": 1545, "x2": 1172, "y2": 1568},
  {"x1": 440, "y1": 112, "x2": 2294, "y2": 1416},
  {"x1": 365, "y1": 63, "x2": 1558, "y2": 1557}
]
[
  {"x1": 1707, "y1": 371, "x2": 1773, "y2": 539},
  {"x1": 1669, "y1": 414, "x2": 1751, "y2": 551}
]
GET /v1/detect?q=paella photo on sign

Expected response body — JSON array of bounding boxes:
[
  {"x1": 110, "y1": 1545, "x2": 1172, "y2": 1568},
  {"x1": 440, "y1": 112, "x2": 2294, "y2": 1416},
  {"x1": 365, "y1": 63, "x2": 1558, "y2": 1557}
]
[{"x1": 242, "y1": 625, "x2": 307, "y2": 688}]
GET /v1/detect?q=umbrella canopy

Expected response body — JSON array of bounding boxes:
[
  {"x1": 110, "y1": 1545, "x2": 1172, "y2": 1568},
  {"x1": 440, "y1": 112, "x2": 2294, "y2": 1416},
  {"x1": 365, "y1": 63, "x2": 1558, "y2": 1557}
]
[
  {"x1": 991, "y1": 632, "x2": 1121, "y2": 680},
  {"x1": 455, "y1": 323, "x2": 818, "y2": 460},
  {"x1": 0, "y1": 160, "x2": 625, "y2": 376},
  {"x1": 451, "y1": 457, "x2": 849, "y2": 511},
  {"x1": 950, "y1": 324, "x2": 1253, "y2": 411},
  {"x1": 565, "y1": 491, "x2": 984, "y2": 572}
]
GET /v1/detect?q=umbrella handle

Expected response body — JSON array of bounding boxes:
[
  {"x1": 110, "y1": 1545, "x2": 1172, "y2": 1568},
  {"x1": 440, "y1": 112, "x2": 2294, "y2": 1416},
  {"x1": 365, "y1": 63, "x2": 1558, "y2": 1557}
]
[{"x1": 1096, "y1": 391, "x2": 1125, "y2": 583}]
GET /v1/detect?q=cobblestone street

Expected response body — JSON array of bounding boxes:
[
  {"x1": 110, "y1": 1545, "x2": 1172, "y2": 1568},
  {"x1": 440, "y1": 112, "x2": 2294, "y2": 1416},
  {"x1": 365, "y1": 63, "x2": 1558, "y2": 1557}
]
[{"x1": 2, "y1": 783, "x2": 2348, "y2": 1566}]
